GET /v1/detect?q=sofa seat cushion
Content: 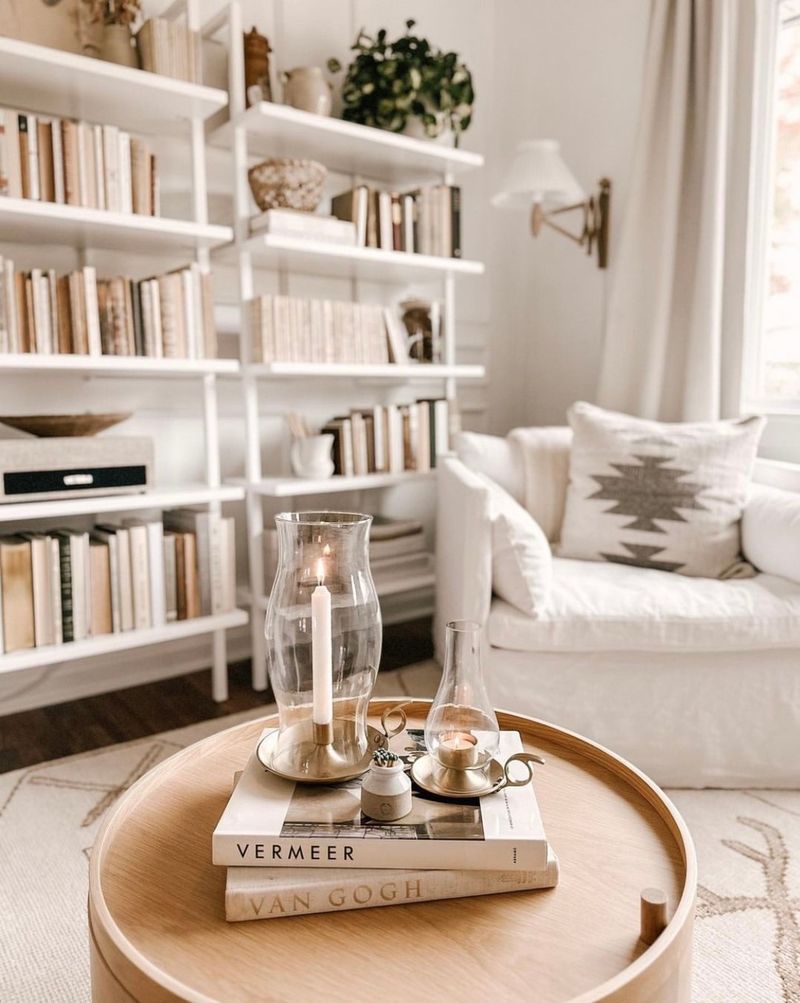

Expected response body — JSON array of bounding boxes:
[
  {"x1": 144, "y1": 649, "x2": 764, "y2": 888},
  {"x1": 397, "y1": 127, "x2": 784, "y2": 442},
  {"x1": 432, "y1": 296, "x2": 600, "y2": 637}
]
[{"x1": 487, "y1": 557, "x2": 800, "y2": 653}]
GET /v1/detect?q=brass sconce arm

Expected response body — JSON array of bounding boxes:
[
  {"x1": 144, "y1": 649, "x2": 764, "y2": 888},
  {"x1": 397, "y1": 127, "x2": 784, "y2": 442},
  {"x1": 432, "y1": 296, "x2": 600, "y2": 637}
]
[{"x1": 530, "y1": 178, "x2": 611, "y2": 268}]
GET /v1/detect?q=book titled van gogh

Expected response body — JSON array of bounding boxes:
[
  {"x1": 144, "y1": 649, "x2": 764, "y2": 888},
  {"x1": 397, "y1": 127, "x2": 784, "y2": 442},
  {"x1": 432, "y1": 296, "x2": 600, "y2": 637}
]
[{"x1": 213, "y1": 731, "x2": 549, "y2": 871}]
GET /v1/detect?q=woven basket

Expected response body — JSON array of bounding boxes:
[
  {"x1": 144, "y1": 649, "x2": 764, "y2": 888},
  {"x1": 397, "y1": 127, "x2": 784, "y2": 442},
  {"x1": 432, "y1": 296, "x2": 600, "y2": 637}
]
[{"x1": 247, "y1": 158, "x2": 327, "y2": 212}]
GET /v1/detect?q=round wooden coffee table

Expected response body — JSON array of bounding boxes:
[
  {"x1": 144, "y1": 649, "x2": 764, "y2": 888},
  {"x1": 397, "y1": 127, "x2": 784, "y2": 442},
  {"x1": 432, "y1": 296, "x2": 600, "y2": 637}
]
[{"x1": 89, "y1": 700, "x2": 696, "y2": 1002}]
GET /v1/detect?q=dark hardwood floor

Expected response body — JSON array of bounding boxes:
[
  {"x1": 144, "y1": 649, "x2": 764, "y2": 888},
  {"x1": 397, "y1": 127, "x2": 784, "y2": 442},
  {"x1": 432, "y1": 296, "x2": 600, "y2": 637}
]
[{"x1": 0, "y1": 617, "x2": 433, "y2": 773}]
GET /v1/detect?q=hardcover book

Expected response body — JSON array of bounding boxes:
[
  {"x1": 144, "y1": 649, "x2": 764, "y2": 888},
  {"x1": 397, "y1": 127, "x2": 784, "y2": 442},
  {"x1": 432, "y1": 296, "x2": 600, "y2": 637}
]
[
  {"x1": 213, "y1": 731, "x2": 548, "y2": 871},
  {"x1": 225, "y1": 846, "x2": 559, "y2": 922}
]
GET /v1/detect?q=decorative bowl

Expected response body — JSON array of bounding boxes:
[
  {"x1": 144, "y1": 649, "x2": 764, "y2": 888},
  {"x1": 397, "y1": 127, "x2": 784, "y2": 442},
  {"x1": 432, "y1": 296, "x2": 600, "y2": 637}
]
[
  {"x1": 0, "y1": 413, "x2": 132, "y2": 437},
  {"x1": 247, "y1": 158, "x2": 327, "y2": 212}
]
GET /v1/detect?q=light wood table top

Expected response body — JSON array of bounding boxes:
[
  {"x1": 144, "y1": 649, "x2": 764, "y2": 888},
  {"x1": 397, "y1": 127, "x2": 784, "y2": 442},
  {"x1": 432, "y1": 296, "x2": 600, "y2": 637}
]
[{"x1": 89, "y1": 701, "x2": 696, "y2": 1003}]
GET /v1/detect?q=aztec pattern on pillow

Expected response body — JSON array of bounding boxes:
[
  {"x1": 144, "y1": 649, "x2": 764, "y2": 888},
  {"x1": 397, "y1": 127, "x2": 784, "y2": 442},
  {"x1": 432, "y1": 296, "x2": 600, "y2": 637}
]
[{"x1": 557, "y1": 402, "x2": 765, "y2": 578}]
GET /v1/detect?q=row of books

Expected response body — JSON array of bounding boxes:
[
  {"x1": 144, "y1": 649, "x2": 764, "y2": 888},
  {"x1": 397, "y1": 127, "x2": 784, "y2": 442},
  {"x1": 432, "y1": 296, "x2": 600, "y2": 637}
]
[
  {"x1": 249, "y1": 294, "x2": 399, "y2": 366},
  {"x1": 0, "y1": 109, "x2": 159, "y2": 215},
  {"x1": 321, "y1": 398, "x2": 451, "y2": 477},
  {"x1": 263, "y1": 516, "x2": 433, "y2": 592},
  {"x1": 331, "y1": 184, "x2": 461, "y2": 258},
  {"x1": 0, "y1": 511, "x2": 236, "y2": 655},
  {"x1": 213, "y1": 730, "x2": 556, "y2": 922},
  {"x1": 0, "y1": 257, "x2": 217, "y2": 358},
  {"x1": 137, "y1": 17, "x2": 200, "y2": 84}
]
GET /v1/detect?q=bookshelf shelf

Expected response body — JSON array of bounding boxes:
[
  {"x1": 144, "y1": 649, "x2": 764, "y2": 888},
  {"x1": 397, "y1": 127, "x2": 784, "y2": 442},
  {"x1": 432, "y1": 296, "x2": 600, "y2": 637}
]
[
  {"x1": 242, "y1": 569, "x2": 436, "y2": 610},
  {"x1": 0, "y1": 354, "x2": 240, "y2": 378},
  {"x1": 0, "y1": 198, "x2": 232, "y2": 254},
  {"x1": 230, "y1": 470, "x2": 436, "y2": 498},
  {"x1": 0, "y1": 36, "x2": 228, "y2": 134},
  {"x1": 0, "y1": 608, "x2": 249, "y2": 676},
  {"x1": 221, "y1": 233, "x2": 484, "y2": 283},
  {"x1": 242, "y1": 362, "x2": 484, "y2": 381},
  {"x1": 0, "y1": 485, "x2": 245, "y2": 524},
  {"x1": 210, "y1": 101, "x2": 483, "y2": 183}
]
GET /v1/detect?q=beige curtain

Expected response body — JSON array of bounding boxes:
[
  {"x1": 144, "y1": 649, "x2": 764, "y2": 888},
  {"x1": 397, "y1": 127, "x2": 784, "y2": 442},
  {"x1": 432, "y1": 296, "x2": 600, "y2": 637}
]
[{"x1": 597, "y1": 0, "x2": 760, "y2": 421}]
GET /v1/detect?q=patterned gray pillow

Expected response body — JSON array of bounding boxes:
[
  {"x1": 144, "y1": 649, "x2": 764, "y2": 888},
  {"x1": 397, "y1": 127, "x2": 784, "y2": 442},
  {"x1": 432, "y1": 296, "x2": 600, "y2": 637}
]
[{"x1": 558, "y1": 402, "x2": 765, "y2": 578}]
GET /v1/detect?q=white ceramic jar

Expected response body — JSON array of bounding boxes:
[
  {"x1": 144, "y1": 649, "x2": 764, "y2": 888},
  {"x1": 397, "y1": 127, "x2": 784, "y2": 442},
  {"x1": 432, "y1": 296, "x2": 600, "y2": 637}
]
[{"x1": 361, "y1": 760, "x2": 412, "y2": 821}]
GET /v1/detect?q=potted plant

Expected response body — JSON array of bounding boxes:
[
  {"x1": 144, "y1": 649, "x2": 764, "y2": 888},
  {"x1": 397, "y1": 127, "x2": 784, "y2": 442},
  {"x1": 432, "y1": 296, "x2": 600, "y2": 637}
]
[
  {"x1": 327, "y1": 20, "x2": 474, "y2": 146},
  {"x1": 100, "y1": 0, "x2": 141, "y2": 68}
]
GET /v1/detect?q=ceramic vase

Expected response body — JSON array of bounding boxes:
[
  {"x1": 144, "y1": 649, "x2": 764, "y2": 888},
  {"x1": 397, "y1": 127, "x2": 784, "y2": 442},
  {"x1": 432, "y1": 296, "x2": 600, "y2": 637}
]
[
  {"x1": 281, "y1": 67, "x2": 332, "y2": 116},
  {"x1": 100, "y1": 24, "x2": 139, "y2": 68},
  {"x1": 361, "y1": 761, "x2": 412, "y2": 821},
  {"x1": 290, "y1": 434, "x2": 335, "y2": 480}
]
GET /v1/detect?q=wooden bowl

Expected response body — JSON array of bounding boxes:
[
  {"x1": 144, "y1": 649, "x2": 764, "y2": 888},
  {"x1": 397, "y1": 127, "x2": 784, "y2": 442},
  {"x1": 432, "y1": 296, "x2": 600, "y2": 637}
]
[
  {"x1": 248, "y1": 157, "x2": 327, "y2": 212},
  {"x1": 0, "y1": 413, "x2": 132, "y2": 437}
]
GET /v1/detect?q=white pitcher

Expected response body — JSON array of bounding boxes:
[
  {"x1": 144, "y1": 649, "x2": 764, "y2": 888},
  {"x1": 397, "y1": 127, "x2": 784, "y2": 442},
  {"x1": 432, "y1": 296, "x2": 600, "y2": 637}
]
[{"x1": 290, "y1": 434, "x2": 335, "y2": 479}]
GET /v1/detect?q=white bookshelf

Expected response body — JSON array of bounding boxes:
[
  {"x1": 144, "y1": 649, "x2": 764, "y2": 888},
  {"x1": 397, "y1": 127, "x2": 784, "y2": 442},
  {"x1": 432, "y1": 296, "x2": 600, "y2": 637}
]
[
  {"x1": 229, "y1": 470, "x2": 436, "y2": 498},
  {"x1": 0, "y1": 485, "x2": 245, "y2": 524},
  {"x1": 242, "y1": 362, "x2": 483, "y2": 382},
  {"x1": 219, "y1": 232, "x2": 483, "y2": 282},
  {"x1": 0, "y1": 609, "x2": 249, "y2": 675},
  {"x1": 0, "y1": 354, "x2": 239, "y2": 378},
  {"x1": 0, "y1": 36, "x2": 228, "y2": 135},
  {"x1": 220, "y1": 2, "x2": 482, "y2": 690},
  {"x1": 0, "y1": 198, "x2": 232, "y2": 254},
  {"x1": 0, "y1": 6, "x2": 246, "y2": 703},
  {"x1": 210, "y1": 101, "x2": 484, "y2": 182}
]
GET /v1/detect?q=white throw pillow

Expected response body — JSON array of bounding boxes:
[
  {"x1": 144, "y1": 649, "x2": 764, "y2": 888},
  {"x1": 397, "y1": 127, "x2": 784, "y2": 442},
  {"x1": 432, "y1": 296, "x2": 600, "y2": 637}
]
[
  {"x1": 454, "y1": 431, "x2": 525, "y2": 503},
  {"x1": 558, "y1": 402, "x2": 765, "y2": 579},
  {"x1": 477, "y1": 473, "x2": 551, "y2": 616},
  {"x1": 742, "y1": 483, "x2": 800, "y2": 585}
]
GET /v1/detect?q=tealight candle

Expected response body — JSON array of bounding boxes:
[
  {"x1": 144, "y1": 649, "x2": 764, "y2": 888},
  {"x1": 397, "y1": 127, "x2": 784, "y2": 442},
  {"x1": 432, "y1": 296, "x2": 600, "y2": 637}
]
[{"x1": 437, "y1": 730, "x2": 479, "y2": 769}]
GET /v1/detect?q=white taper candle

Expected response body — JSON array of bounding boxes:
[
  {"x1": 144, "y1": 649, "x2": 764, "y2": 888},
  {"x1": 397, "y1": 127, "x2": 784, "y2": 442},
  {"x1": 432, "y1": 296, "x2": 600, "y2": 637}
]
[{"x1": 311, "y1": 560, "x2": 333, "y2": 727}]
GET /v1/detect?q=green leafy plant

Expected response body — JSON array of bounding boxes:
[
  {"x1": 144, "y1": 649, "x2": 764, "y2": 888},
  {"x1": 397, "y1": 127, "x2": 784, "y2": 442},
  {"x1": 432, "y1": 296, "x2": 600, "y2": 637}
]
[{"x1": 327, "y1": 20, "x2": 474, "y2": 144}]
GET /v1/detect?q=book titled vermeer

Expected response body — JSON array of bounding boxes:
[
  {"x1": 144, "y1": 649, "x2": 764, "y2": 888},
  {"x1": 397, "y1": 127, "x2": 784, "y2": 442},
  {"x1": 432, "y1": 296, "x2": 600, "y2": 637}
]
[{"x1": 213, "y1": 731, "x2": 548, "y2": 871}]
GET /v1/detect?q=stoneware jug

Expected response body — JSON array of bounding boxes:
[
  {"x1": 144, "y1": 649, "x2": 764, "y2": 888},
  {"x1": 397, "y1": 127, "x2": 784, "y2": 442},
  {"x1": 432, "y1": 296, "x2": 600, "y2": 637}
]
[
  {"x1": 361, "y1": 760, "x2": 413, "y2": 821},
  {"x1": 290, "y1": 434, "x2": 335, "y2": 479},
  {"x1": 282, "y1": 66, "x2": 332, "y2": 116}
]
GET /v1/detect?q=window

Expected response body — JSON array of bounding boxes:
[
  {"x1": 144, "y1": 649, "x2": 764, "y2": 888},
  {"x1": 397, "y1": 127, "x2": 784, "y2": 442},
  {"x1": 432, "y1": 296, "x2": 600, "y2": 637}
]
[{"x1": 750, "y1": 0, "x2": 800, "y2": 406}]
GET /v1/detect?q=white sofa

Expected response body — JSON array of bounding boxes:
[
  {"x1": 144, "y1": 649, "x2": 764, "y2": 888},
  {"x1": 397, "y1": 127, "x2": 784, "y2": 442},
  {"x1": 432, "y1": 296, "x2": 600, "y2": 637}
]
[{"x1": 436, "y1": 428, "x2": 800, "y2": 788}]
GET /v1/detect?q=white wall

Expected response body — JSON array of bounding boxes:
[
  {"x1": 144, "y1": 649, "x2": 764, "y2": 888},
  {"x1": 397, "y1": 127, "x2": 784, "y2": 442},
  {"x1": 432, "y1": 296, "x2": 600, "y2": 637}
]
[{"x1": 487, "y1": 0, "x2": 651, "y2": 432}]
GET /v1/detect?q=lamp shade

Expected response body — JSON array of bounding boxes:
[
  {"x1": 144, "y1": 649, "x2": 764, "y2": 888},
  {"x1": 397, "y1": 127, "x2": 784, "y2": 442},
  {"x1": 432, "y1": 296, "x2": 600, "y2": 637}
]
[{"x1": 492, "y1": 140, "x2": 585, "y2": 211}]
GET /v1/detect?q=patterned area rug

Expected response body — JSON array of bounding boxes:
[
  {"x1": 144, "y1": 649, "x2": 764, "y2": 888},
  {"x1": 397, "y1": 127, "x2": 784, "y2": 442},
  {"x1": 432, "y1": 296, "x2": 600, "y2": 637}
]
[{"x1": 1, "y1": 661, "x2": 797, "y2": 1002}]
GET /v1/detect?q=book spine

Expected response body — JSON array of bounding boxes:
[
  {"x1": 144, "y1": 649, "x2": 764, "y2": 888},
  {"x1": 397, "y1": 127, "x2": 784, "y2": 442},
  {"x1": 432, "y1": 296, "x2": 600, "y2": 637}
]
[
  {"x1": 51, "y1": 118, "x2": 65, "y2": 204},
  {"x1": 225, "y1": 857, "x2": 558, "y2": 922},
  {"x1": 56, "y1": 535, "x2": 74, "y2": 644},
  {"x1": 0, "y1": 540, "x2": 34, "y2": 651},
  {"x1": 128, "y1": 525, "x2": 151, "y2": 630},
  {"x1": 213, "y1": 836, "x2": 548, "y2": 871},
  {"x1": 27, "y1": 114, "x2": 40, "y2": 201},
  {"x1": 450, "y1": 185, "x2": 461, "y2": 258},
  {"x1": 145, "y1": 521, "x2": 166, "y2": 627},
  {"x1": 49, "y1": 536, "x2": 63, "y2": 645}
]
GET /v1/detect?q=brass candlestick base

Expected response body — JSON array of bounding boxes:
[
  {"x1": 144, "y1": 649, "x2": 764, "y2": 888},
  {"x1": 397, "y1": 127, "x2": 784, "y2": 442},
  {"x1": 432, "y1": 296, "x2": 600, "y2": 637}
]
[
  {"x1": 312, "y1": 720, "x2": 334, "y2": 745},
  {"x1": 257, "y1": 719, "x2": 387, "y2": 784},
  {"x1": 410, "y1": 752, "x2": 545, "y2": 800}
]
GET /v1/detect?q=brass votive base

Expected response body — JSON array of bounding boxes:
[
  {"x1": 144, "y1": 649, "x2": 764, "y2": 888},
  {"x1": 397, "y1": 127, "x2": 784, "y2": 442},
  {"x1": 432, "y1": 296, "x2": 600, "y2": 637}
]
[{"x1": 257, "y1": 719, "x2": 387, "y2": 784}]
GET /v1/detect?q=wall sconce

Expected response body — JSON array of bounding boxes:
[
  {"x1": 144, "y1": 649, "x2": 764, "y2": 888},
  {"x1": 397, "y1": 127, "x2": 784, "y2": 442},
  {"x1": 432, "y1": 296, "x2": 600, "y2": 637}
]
[{"x1": 491, "y1": 140, "x2": 611, "y2": 269}]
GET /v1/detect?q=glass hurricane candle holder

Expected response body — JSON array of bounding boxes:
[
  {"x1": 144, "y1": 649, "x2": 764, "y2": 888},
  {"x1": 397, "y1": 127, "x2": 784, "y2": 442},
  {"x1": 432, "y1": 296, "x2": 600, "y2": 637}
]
[
  {"x1": 425, "y1": 620, "x2": 500, "y2": 789},
  {"x1": 263, "y1": 511, "x2": 382, "y2": 782}
]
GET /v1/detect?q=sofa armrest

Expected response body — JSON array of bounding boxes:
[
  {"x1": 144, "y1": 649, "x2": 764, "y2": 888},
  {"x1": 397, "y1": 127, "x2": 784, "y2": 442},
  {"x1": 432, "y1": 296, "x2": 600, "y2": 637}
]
[
  {"x1": 435, "y1": 457, "x2": 493, "y2": 660},
  {"x1": 742, "y1": 483, "x2": 800, "y2": 584}
]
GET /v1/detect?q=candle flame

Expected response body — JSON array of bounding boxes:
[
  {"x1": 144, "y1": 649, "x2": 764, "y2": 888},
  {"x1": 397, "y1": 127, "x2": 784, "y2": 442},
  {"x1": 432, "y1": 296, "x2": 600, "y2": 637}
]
[{"x1": 315, "y1": 559, "x2": 325, "y2": 585}]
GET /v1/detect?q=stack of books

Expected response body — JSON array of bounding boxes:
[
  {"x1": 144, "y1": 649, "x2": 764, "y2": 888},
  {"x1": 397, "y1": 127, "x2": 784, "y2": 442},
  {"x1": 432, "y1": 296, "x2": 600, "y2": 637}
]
[
  {"x1": 368, "y1": 516, "x2": 433, "y2": 591},
  {"x1": 331, "y1": 184, "x2": 461, "y2": 258},
  {"x1": 212, "y1": 729, "x2": 557, "y2": 921},
  {"x1": 249, "y1": 294, "x2": 389, "y2": 366},
  {"x1": 0, "y1": 109, "x2": 158, "y2": 214},
  {"x1": 321, "y1": 398, "x2": 450, "y2": 477},
  {"x1": 0, "y1": 511, "x2": 236, "y2": 654},
  {"x1": 0, "y1": 256, "x2": 217, "y2": 358},
  {"x1": 137, "y1": 18, "x2": 200, "y2": 83},
  {"x1": 263, "y1": 516, "x2": 433, "y2": 593},
  {"x1": 249, "y1": 208, "x2": 357, "y2": 246}
]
